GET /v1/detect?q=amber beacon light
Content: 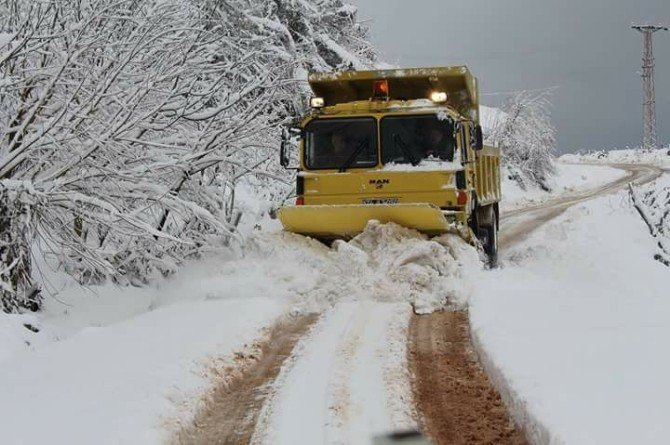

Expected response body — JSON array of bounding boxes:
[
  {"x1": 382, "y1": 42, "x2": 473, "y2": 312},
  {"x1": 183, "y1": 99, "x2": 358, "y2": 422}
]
[{"x1": 372, "y1": 79, "x2": 389, "y2": 99}]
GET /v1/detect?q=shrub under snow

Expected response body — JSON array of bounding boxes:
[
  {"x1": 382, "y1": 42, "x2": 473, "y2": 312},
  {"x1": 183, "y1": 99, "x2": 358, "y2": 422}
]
[
  {"x1": 629, "y1": 181, "x2": 670, "y2": 267},
  {"x1": 486, "y1": 91, "x2": 557, "y2": 191}
]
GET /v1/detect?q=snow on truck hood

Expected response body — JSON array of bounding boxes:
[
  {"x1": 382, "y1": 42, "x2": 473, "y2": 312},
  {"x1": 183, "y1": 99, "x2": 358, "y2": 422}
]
[
  {"x1": 297, "y1": 160, "x2": 463, "y2": 176},
  {"x1": 381, "y1": 159, "x2": 463, "y2": 172}
]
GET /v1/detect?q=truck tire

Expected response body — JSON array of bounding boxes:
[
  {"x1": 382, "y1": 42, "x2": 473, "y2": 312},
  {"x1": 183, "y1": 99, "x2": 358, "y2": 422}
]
[
  {"x1": 484, "y1": 210, "x2": 498, "y2": 268},
  {"x1": 476, "y1": 204, "x2": 498, "y2": 268}
]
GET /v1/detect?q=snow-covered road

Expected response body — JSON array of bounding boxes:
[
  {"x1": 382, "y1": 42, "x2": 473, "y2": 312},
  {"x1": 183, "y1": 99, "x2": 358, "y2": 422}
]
[
  {"x1": 500, "y1": 163, "x2": 662, "y2": 247},
  {"x1": 0, "y1": 161, "x2": 667, "y2": 445}
]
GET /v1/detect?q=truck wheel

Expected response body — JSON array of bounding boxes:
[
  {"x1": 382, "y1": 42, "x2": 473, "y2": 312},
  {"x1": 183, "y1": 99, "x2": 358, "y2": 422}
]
[
  {"x1": 476, "y1": 204, "x2": 498, "y2": 268},
  {"x1": 483, "y1": 211, "x2": 498, "y2": 268}
]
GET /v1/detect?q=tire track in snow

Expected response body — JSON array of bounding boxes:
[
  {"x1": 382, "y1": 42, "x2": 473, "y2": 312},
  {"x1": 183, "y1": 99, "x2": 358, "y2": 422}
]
[
  {"x1": 409, "y1": 310, "x2": 528, "y2": 444},
  {"x1": 326, "y1": 303, "x2": 368, "y2": 442},
  {"x1": 173, "y1": 314, "x2": 318, "y2": 445}
]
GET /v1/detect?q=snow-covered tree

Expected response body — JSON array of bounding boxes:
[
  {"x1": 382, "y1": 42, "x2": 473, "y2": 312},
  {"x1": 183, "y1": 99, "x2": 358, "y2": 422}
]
[
  {"x1": 0, "y1": 0, "x2": 375, "y2": 313},
  {"x1": 629, "y1": 183, "x2": 670, "y2": 267},
  {"x1": 488, "y1": 91, "x2": 557, "y2": 190}
]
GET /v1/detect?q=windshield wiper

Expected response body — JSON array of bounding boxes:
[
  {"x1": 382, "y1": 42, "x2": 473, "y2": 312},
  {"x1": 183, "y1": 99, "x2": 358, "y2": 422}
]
[
  {"x1": 338, "y1": 138, "x2": 369, "y2": 173},
  {"x1": 393, "y1": 134, "x2": 419, "y2": 166}
]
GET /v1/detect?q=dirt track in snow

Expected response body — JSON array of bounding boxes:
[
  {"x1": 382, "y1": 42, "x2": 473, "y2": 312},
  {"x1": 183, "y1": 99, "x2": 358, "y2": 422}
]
[
  {"x1": 174, "y1": 163, "x2": 663, "y2": 445},
  {"x1": 409, "y1": 310, "x2": 527, "y2": 444},
  {"x1": 408, "y1": 163, "x2": 662, "y2": 444},
  {"x1": 174, "y1": 314, "x2": 318, "y2": 445}
]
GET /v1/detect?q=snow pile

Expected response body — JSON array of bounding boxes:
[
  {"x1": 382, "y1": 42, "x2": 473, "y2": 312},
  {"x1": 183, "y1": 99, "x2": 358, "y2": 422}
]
[
  {"x1": 222, "y1": 221, "x2": 482, "y2": 314},
  {"x1": 561, "y1": 147, "x2": 670, "y2": 167}
]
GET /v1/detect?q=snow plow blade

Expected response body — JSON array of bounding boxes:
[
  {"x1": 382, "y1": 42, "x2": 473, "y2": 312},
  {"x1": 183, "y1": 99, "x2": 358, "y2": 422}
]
[{"x1": 278, "y1": 203, "x2": 452, "y2": 239}]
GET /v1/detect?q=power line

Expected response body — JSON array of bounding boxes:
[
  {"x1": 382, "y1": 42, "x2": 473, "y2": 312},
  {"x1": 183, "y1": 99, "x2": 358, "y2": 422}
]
[{"x1": 632, "y1": 24, "x2": 668, "y2": 150}]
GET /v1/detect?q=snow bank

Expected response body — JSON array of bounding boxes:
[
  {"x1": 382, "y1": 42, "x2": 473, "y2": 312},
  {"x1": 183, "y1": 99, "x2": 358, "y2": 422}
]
[
  {"x1": 226, "y1": 221, "x2": 482, "y2": 314},
  {"x1": 471, "y1": 184, "x2": 670, "y2": 444},
  {"x1": 35, "y1": 247, "x2": 242, "y2": 340},
  {"x1": 0, "y1": 298, "x2": 282, "y2": 444},
  {"x1": 502, "y1": 161, "x2": 628, "y2": 211},
  {"x1": 629, "y1": 175, "x2": 670, "y2": 266}
]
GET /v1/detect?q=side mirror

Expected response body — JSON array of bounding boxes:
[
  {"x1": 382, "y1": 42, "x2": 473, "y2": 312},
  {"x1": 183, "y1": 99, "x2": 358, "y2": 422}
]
[
  {"x1": 474, "y1": 125, "x2": 484, "y2": 151},
  {"x1": 280, "y1": 128, "x2": 291, "y2": 168},
  {"x1": 280, "y1": 126, "x2": 302, "y2": 169}
]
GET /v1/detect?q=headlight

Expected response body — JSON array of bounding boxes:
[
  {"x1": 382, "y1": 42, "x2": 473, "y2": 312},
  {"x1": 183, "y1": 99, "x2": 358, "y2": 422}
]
[
  {"x1": 310, "y1": 97, "x2": 325, "y2": 108},
  {"x1": 430, "y1": 91, "x2": 448, "y2": 103}
]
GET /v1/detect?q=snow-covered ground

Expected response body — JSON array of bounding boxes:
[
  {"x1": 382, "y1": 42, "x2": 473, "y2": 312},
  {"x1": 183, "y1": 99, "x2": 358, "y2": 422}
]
[
  {"x1": 471, "y1": 174, "x2": 670, "y2": 444},
  {"x1": 561, "y1": 146, "x2": 670, "y2": 167}
]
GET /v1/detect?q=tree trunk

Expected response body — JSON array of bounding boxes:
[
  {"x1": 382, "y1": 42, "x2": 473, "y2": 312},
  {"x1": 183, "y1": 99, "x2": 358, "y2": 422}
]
[{"x1": 0, "y1": 185, "x2": 40, "y2": 313}]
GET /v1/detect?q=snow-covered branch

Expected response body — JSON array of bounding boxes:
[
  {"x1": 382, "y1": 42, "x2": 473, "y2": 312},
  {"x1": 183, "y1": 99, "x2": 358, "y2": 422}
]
[
  {"x1": 0, "y1": 0, "x2": 376, "y2": 312},
  {"x1": 487, "y1": 90, "x2": 557, "y2": 191},
  {"x1": 628, "y1": 183, "x2": 670, "y2": 267}
]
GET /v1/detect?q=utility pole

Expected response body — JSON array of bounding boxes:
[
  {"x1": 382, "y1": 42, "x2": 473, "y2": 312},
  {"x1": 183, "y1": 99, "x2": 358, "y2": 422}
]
[{"x1": 632, "y1": 24, "x2": 668, "y2": 150}]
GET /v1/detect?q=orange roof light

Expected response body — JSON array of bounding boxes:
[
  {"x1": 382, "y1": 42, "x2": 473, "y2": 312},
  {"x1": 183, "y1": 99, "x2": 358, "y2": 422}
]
[{"x1": 372, "y1": 79, "x2": 389, "y2": 99}]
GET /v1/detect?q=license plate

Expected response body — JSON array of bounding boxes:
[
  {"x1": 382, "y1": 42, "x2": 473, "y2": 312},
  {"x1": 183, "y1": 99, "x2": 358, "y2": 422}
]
[{"x1": 362, "y1": 198, "x2": 399, "y2": 205}]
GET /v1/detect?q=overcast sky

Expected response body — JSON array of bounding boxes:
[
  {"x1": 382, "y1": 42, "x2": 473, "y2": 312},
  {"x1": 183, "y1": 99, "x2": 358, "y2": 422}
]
[{"x1": 350, "y1": 0, "x2": 670, "y2": 153}]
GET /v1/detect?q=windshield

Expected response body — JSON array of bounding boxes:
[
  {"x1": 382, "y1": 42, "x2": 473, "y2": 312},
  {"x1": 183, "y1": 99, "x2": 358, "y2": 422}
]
[
  {"x1": 381, "y1": 115, "x2": 456, "y2": 165},
  {"x1": 304, "y1": 118, "x2": 377, "y2": 170}
]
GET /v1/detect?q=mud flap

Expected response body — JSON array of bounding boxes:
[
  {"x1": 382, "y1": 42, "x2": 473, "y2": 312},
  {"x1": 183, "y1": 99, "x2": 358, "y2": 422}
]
[{"x1": 278, "y1": 203, "x2": 453, "y2": 239}]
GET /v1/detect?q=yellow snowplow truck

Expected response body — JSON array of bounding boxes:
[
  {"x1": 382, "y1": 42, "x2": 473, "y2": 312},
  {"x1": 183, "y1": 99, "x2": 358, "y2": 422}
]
[{"x1": 278, "y1": 66, "x2": 501, "y2": 263}]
